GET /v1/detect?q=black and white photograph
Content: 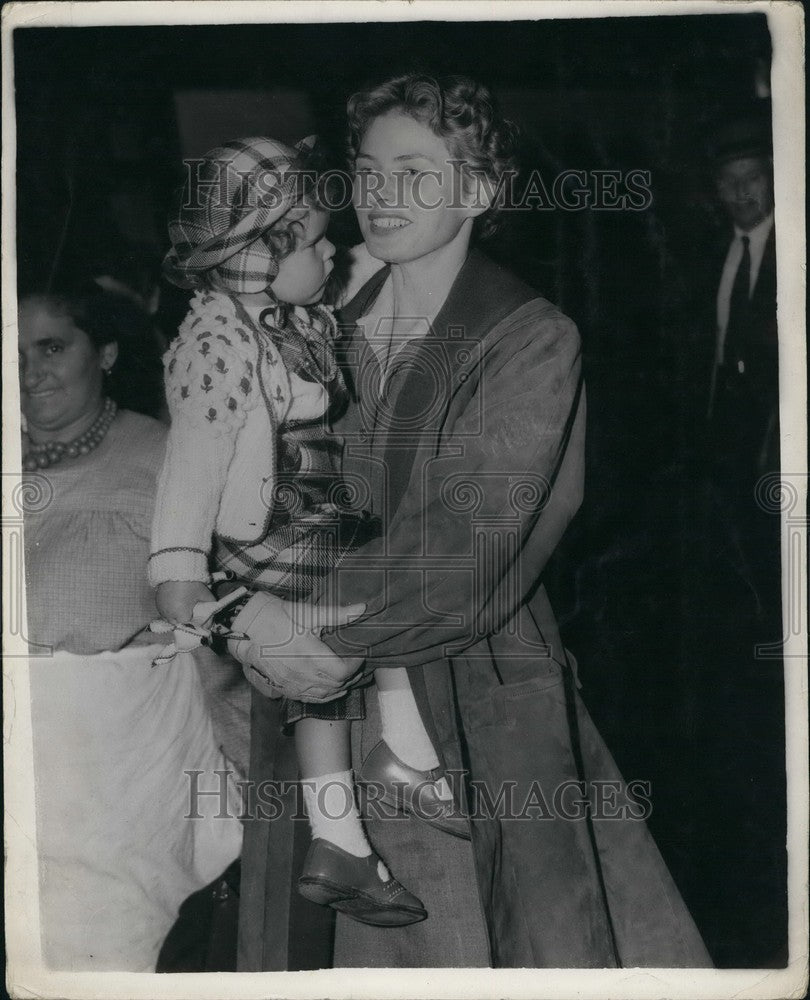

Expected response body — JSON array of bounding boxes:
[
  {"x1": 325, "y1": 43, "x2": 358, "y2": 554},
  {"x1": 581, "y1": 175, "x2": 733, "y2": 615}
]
[{"x1": 3, "y1": 2, "x2": 807, "y2": 997}]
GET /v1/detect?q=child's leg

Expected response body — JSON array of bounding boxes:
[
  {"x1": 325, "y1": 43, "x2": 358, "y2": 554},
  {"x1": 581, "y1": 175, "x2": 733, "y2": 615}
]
[
  {"x1": 295, "y1": 720, "x2": 427, "y2": 925},
  {"x1": 296, "y1": 718, "x2": 380, "y2": 862},
  {"x1": 295, "y1": 717, "x2": 352, "y2": 776},
  {"x1": 375, "y1": 666, "x2": 440, "y2": 771}
]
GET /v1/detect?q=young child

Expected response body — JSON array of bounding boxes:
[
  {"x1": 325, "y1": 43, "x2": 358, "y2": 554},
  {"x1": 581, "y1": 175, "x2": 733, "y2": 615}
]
[{"x1": 149, "y1": 137, "x2": 464, "y2": 928}]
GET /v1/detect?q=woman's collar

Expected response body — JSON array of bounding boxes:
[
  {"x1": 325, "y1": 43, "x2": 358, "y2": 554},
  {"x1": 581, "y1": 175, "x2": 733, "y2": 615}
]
[{"x1": 338, "y1": 246, "x2": 537, "y2": 347}]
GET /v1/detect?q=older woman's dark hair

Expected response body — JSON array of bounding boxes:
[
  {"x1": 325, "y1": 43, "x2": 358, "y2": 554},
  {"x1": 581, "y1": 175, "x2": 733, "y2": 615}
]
[
  {"x1": 26, "y1": 284, "x2": 166, "y2": 418},
  {"x1": 347, "y1": 73, "x2": 520, "y2": 241}
]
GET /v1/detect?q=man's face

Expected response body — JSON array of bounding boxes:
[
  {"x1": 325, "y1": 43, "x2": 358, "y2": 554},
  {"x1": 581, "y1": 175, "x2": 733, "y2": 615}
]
[{"x1": 716, "y1": 156, "x2": 774, "y2": 232}]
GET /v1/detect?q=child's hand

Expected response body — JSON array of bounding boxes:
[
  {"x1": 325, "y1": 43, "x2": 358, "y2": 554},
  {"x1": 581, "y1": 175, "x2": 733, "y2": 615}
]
[{"x1": 156, "y1": 580, "x2": 216, "y2": 625}]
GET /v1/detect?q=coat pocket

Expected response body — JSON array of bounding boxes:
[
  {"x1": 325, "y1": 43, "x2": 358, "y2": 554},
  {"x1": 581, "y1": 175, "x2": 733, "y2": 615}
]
[
  {"x1": 491, "y1": 666, "x2": 564, "y2": 726},
  {"x1": 453, "y1": 648, "x2": 565, "y2": 733}
]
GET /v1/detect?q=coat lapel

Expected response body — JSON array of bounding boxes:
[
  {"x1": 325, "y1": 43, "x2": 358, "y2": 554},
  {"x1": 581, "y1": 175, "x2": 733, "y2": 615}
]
[
  {"x1": 335, "y1": 249, "x2": 541, "y2": 774},
  {"x1": 376, "y1": 249, "x2": 539, "y2": 517},
  {"x1": 334, "y1": 263, "x2": 390, "y2": 406}
]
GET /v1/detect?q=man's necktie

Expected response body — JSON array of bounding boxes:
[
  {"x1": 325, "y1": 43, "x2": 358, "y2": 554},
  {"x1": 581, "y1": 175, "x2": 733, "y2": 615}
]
[{"x1": 725, "y1": 234, "x2": 751, "y2": 374}]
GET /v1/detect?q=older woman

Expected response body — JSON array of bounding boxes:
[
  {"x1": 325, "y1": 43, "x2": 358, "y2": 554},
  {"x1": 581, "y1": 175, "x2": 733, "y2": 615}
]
[
  {"x1": 233, "y1": 74, "x2": 711, "y2": 969},
  {"x1": 19, "y1": 285, "x2": 243, "y2": 971}
]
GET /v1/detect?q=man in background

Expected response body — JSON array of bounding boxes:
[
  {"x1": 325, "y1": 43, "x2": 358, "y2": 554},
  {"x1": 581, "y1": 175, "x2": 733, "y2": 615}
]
[
  {"x1": 706, "y1": 114, "x2": 779, "y2": 622},
  {"x1": 678, "y1": 111, "x2": 787, "y2": 968}
]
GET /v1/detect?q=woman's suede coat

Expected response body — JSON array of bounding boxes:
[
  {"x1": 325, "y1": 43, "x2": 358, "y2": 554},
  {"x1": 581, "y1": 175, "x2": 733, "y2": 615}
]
[{"x1": 237, "y1": 249, "x2": 711, "y2": 969}]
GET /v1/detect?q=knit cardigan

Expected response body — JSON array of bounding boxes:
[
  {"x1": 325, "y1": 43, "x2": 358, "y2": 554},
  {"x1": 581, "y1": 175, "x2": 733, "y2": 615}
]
[{"x1": 149, "y1": 290, "x2": 334, "y2": 587}]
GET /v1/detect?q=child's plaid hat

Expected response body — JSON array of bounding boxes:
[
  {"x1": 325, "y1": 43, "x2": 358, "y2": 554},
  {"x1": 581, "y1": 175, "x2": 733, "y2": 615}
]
[{"x1": 163, "y1": 136, "x2": 318, "y2": 294}]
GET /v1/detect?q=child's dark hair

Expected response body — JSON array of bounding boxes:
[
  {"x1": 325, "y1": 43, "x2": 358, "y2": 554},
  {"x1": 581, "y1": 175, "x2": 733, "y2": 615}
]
[
  {"x1": 243, "y1": 142, "x2": 332, "y2": 282},
  {"x1": 200, "y1": 186, "x2": 329, "y2": 304},
  {"x1": 260, "y1": 187, "x2": 328, "y2": 264}
]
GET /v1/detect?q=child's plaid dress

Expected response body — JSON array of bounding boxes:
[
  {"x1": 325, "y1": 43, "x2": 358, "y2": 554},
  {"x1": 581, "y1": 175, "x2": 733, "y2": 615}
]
[{"x1": 150, "y1": 290, "x2": 378, "y2": 725}]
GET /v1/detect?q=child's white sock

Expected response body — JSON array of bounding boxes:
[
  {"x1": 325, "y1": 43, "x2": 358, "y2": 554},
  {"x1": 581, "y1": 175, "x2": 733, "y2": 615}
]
[
  {"x1": 378, "y1": 687, "x2": 441, "y2": 771},
  {"x1": 301, "y1": 770, "x2": 381, "y2": 865}
]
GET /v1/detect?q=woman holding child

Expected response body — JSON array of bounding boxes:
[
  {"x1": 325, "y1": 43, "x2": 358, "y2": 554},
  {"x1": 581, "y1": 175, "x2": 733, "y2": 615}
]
[{"x1": 154, "y1": 73, "x2": 712, "y2": 969}]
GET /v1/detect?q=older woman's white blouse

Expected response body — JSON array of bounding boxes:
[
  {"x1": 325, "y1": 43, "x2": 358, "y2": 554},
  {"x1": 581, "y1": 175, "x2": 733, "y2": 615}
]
[
  {"x1": 22, "y1": 408, "x2": 243, "y2": 971},
  {"x1": 23, "y1": 409, "x2": 166, "y2": 654}
]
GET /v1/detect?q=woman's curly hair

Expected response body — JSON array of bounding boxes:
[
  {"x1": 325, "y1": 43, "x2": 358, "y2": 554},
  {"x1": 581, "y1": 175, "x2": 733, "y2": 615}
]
[{"x1": 347, "y1": 73, "x2": 520, "y2": 241}]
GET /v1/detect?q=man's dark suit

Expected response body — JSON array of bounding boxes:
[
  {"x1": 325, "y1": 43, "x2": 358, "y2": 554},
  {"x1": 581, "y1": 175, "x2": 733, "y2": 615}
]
[
  {"x1": 709, "y1": 224, "x2": 779, "y2": 493},
  {"x1": 704, "y1": 225, "x2": 780, "y2": 628},
  {"x1": 685, "y1": 220, "x2": 787, "y2": 968}
]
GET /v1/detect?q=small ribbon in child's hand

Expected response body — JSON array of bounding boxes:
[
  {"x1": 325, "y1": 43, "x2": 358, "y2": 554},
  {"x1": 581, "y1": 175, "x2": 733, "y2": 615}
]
[{"x1": 150, "y1": 586, "x2": 249, "y2": 667}]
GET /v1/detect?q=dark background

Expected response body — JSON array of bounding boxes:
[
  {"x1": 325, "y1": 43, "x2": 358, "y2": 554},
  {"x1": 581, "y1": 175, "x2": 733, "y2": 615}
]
[{"x1": 14, "y1": 13, "x2": 787, "y2": 968}]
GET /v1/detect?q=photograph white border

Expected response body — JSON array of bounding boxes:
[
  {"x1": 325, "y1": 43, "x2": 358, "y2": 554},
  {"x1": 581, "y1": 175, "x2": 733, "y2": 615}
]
[{"x1": 3, "y1": 2, "x2": 806, "y2": 998}]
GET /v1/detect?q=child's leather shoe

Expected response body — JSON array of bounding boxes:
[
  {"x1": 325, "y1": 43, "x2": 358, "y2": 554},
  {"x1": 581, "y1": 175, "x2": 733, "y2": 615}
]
[
  {"x1": 358, "y1": 741, "x2": 471, "y2": 840},
  {"x1": 297, "y1": 838, "x2": 427, "y2": 927}
]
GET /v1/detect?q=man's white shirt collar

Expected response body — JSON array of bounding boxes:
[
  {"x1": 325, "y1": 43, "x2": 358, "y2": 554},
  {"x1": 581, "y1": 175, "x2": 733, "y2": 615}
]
[
  {"x1": 716, "y1": 211, "x2": 775, "y2": 357},
  {"x1": 733, "y1": 209, "x2": 775, "y2": 259}
]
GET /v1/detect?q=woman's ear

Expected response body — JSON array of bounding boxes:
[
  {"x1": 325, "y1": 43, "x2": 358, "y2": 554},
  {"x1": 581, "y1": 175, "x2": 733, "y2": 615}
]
[
  {"x1": 460, "y1": 169, "x2": 494, "y2": 219},
  {"x1": 100, "y1": 342, "x2": 119, "y2": 373}
]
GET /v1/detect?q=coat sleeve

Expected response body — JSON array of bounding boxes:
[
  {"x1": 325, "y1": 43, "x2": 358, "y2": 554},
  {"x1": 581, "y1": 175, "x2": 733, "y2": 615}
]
[{"x1": 322, "y1": 303, "x2": 585, "y2": 669}]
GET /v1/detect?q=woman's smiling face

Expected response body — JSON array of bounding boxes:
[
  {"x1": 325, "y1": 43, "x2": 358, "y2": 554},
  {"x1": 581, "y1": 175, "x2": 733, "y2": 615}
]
[
  {"x1": 353, "y1": 111, "x2": 482, "y2": 264},
  {"x1": 18, "y1": 299, "x2": 116, "y2": 442}
]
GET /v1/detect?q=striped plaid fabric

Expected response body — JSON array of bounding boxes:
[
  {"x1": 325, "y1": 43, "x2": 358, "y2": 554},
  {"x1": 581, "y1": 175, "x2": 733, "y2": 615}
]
[
  {"x1": 163, "y1": 136, "x2": 318, "y2": 294},
  {"x1": 212, "y1": 421, "x2": 379, "y2": 601},
  {"x1": 210, "y1": 301, "x2": 381, "y2": 600},
  {"x1": 207, "y1": 298, "x2": 380, "y2": 599},
  {"x1": 211, "y1": 421, "x2": 379, "y2": 730},
  {"x1": 283, "y1": 686, "x2": 367, "y2": 727}
]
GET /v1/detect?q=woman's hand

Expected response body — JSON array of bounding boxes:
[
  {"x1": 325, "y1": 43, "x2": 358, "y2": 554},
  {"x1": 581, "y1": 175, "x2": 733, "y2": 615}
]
[
  {"x1": 291, "y1": 599, "x2": 368, "y2": 638},
  {"x1": 227, "y1": 592, "x2": 366, "y2": 702},
  {"x1": 156, "y1": 580, "x2": 216, "y2": 625}
]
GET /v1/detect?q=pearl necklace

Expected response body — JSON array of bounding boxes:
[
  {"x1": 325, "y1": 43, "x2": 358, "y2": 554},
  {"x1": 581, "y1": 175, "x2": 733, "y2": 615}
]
[{"x1": 23, "y1": 398, "x2": 117, "y2": 472}]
